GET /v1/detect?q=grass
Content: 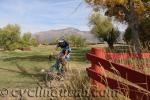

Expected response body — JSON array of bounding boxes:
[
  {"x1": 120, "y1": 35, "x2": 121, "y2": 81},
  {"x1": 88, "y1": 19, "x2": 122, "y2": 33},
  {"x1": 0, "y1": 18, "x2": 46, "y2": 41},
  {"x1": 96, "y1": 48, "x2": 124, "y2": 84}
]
[
  {"x1": 113, "y1": 58, "x2": 150, "y2": 73},
  {"x1": 0, "y1": 45, "x2": 93, "y2": 100},
  {"x1": 0, "y1": 44, "x2": 149, "y2": 100},
  {"x1": 0, "y1": 45, "x2": 90, "y2": 88}
]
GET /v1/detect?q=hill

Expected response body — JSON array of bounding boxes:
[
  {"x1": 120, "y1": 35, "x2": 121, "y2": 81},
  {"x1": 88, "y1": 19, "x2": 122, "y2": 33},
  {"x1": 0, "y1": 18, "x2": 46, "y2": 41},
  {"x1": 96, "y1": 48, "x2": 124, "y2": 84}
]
[{"x1": 34, "y1": 27, "x2": 99, "y2": 44}]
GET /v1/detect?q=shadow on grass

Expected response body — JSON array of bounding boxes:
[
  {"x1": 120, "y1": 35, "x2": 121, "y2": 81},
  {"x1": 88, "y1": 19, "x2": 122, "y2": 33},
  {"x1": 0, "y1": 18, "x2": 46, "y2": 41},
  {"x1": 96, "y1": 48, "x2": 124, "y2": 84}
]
[
  {"x1": 3, "y1": 55, "x2": 55, "y2": 62},
  {"x1": 0, "y1": 67, "x2": 21, "y2": 73},
  {"x1": 3, "y1": 47, "x2": 90, "y2": 63},
  {"x1": 0, "y1": 62, "x2": 45, "y2": 87},
  {"x1": 15, "y1": 62, "x2": 45, "y2": 87}
]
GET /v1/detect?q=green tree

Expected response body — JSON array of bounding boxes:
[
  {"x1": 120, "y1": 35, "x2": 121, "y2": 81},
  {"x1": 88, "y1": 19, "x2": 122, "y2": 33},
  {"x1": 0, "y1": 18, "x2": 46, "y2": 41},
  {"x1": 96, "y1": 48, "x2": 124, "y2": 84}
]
[
  {"x1": 0, "y1": 29, "x2": 3, "y2": 47},
  {"x1": 20, "y1": 32, "x2": 32, "y2": 48},
  {"x1": 2, "y1": 24, "x2": 21, "y2": 50},
  {"x1": 31, "y1": 38, "x2": 39, "y2": 47},
  {"x1": 22, "y1": 32, "x2": 31, "y2": 42},
  {"x1": 65, "y1": 35, "x2": 87, "y2": 47},
  {"x1": 89, "y1": 13, "x2": 119, "y2": 48},
  {"x1": 85, "y1": 0, "x2": 150, "y2": 53}
]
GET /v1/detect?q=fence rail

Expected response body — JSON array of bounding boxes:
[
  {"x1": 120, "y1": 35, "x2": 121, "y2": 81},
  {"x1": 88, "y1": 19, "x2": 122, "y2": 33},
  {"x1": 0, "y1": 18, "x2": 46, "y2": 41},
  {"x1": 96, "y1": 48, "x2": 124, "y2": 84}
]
[{"x1": 86, "y1": 48, "x2": 150, "y2": 100}]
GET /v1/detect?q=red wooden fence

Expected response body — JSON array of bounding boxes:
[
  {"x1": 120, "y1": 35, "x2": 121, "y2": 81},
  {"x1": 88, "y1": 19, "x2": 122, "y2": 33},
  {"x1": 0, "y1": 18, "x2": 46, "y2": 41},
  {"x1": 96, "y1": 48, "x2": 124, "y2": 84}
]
[{"x1": 86, "y1": 48, "x2": 150, "y2": 100}]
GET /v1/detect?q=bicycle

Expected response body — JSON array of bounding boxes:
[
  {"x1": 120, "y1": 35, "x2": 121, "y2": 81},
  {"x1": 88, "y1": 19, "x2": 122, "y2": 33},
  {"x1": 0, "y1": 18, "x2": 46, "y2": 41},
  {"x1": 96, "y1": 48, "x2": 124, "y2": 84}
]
[{"x1": 45, "y1": 56, "x2": 70, "y2": 87}]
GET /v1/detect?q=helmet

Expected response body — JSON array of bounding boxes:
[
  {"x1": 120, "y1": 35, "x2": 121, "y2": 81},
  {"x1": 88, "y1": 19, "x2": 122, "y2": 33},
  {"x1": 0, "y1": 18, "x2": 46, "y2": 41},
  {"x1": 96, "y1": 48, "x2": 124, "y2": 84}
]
[
  {"x1": 57, "y1": 36, "x2": 66, "y2": 48},
  {"x1": 58, "y1": 36, "x2": 65, "y2": 43}
]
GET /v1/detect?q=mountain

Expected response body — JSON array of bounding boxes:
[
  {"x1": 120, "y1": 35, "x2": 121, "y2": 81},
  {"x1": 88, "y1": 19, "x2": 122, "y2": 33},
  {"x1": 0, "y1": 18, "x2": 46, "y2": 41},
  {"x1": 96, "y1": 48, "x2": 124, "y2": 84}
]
[{"x1": 34, "y1": 27, "x2": 99, "y2": 44}]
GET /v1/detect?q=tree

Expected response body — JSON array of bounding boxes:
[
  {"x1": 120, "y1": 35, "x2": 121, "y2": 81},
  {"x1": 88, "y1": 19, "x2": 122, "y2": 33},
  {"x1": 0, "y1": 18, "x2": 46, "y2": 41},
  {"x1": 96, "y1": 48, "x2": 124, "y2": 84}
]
[
  {"x1": 124, "y1": 16, "x2": 150, "y2": 49},
  {"x1": 0, "y1": 29, "x2": 4, "y2": 47},
  {"x1": 20, "y1": 32, "x2": 32, "y2": 48},
  {"x1": 22, "y1": 32, "x2": 31, "y2": 42},
  {"x1": 65, "y1": 34, "x2": 87, "y2": 47},
  {"x1": 89, "y1": 13, "x2": 119, "y2": 48},
  {"x1": 31, "y1": 38, "x2": 39, "y2": 47},
  {"x1": 124, "y1": 27, "x2": 132, "y2": 44},
  {"x1": 2, "y1": 24, "x2": 21, "y2": 50},
  {"x1": 85, "y1": 0, "x2": 150, "y2": 53},
  {"x1": 0, "y1": 24, "x2": 37, "y2": 50},
  {"x1": 139, "y1": 17, "x2": 150, "y2": 49}
]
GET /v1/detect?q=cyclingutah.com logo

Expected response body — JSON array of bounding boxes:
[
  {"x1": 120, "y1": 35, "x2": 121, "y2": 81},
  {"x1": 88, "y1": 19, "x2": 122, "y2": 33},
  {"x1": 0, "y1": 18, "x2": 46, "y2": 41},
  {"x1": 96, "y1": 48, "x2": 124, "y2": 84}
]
[{"x1": 0, "y1": 87, "x2": 118, "y2": 98}]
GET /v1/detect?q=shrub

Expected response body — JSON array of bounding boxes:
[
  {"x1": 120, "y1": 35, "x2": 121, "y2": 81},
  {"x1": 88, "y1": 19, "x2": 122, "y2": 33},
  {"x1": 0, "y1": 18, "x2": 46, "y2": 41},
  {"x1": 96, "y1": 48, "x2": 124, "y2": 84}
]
[
  {"x1": 31, "y1": 38, "x2": 39, "y2": 47},
  {"x1": 0, "y1": 24, "x2": 39, "y2": 50},
  {"x1": 65, "y1": 35, "x2": 87, "y2": 47},
  {"x1": 1, "y1": 24, "x2": 21, "y2": 50}
]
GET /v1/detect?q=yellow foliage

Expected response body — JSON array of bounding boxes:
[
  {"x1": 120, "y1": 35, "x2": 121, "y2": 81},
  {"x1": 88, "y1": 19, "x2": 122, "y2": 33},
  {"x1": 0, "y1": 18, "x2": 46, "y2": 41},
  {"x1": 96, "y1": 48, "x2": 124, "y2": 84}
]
[
  {"x1": 134, "y1": 1, "x2": 146, "y2": 15},
  {"x1": 86, "y1": 0, "x2": 149, "y2": 21},
  {"x1": 114, "y1": 0, "x2": 128, "y2": 5}
]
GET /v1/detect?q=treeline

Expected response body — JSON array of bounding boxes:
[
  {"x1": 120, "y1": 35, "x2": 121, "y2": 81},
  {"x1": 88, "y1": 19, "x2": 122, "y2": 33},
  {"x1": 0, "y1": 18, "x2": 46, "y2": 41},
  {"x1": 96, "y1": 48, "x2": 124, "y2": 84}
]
[
  {"x1": 0, "y1": 24, "x2": 38, "y2": 51},
  {"x1": 65, "y1": 35, "x2": 87, "y2": 47},
  {"x1": 49, "y1": 35, "x2": 87, "y2": 47}
]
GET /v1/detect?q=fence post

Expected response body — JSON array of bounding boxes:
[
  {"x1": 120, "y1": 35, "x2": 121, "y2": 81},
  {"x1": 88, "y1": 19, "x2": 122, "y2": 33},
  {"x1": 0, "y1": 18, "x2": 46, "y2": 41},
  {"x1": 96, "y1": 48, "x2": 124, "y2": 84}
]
[{"x1": 90, "y1": 48, "x2": 107, "y2": 91}]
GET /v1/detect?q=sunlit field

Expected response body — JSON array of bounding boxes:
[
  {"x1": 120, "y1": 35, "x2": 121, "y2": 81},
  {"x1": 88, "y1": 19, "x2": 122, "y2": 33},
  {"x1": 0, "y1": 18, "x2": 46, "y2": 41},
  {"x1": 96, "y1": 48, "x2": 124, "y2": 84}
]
[
  {"x1": 0, "y1": 45, "x2": 89, "y2": 87},
  {"x1": 0, "y1": 44, "x2": 150, "y2": 100}
]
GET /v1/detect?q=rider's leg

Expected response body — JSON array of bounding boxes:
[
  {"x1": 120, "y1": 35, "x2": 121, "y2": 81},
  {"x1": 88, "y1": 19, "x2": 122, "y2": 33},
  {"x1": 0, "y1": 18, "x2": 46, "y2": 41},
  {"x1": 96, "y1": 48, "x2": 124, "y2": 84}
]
[
  {"x1": 54, "y1": 53, "x2": 65, "y2": 73},
  {"x1": 56, "y1": 53, "x2": 69, "y2": 74},
  {"x1": 60, "y1": 57, "x2": 68, "y2": 72},
  {"x1": 51, "y1": 58, "x2": 61, "y2": 72}
]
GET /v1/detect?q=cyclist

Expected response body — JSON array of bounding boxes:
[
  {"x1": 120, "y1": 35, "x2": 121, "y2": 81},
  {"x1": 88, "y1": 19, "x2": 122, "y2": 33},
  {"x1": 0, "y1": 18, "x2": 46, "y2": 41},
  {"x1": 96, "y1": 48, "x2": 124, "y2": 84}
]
[{"x1": 51, "y1": 37, "x2": 71, "y2": 75}]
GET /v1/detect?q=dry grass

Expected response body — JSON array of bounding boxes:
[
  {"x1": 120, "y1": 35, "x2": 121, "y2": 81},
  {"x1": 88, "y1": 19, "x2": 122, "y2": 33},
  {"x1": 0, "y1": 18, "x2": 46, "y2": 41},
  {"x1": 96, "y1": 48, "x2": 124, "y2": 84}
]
[{"x1": 0, "y1": 44, "x2": 150, "y2": 100}]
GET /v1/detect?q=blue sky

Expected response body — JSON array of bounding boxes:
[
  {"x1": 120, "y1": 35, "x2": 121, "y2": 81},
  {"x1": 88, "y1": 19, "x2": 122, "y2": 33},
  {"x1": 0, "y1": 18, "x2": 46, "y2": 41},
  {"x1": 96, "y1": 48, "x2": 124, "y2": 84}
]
[
  {"x1": 0, "y1": 0, "x2": 92, "y2": 33},
  {"x1": 0, "y1": 0, "x2": 127, "y2": 33}
]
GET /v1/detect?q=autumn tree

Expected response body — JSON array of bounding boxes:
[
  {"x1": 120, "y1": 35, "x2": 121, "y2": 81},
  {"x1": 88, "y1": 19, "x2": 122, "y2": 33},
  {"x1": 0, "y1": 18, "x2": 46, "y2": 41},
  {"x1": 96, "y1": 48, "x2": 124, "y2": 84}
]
[
  {"x1": 85, "y1": 0, "x2": 150, "y2": 53},
  {"x1": 139, "y1": 17, "x2": 150, "y2": 50},
  {"x1": 124, "y1": 16, "x2": 150, "y2": 49}
]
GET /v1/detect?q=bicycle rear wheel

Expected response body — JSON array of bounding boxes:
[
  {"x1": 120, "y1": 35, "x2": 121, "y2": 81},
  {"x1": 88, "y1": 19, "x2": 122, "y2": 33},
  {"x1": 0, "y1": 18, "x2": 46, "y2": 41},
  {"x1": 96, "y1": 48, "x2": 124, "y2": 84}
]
[
  {"x1": 45, "y1": 71, "x2": 64, "y2": 87},
  {"x1": 45, "y1": 71, "x2": 54, "y2": 87}
]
